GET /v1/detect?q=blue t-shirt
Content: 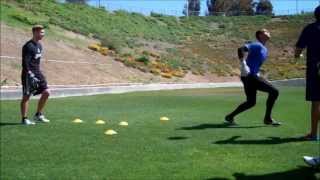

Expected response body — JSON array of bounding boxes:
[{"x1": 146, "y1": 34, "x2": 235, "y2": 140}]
[{"x1": 245, "y1": 41, "x2": 268, "y2": 76}]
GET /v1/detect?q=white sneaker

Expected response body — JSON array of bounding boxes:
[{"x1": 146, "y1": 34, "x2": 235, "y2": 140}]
[
  {"x1": 303, "y1": 156, "x2": 320, "y2": 167},
  {"x1": 22, "y1": 118, "x2": 36, "y2": 125},
  {"x1": 34, "y1": 114, "x2": 50, "y2": 123}
]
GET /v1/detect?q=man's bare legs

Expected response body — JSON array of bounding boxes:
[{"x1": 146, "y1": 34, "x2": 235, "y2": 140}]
[
  {"x1": 21, "y1": 89, "x2": 50, "y2": 124},
  {"x1": 36, "y1": 89, "x2": 50, "y2": 114},
  {"x1": 309, "y1": 101, "x2": 320, "y2": 137},
  {"x1": 21, "y1": 95, "x2": 30, "y2": 119}
]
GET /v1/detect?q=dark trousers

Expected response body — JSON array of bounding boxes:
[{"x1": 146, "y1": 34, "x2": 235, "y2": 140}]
[{"x1": 228, "y1": 75, "x2": 279, "y2": 120}]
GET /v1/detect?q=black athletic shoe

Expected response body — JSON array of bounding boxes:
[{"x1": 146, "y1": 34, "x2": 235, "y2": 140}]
[
  {"x1": 22, "y1": 118, "x2": 36, "y2": 125},
  {"x1": 302, "y1": 133, "x2": 319, "y2": 141},
  {"x1": 224, "y1": 115, "x2": 237, "y2": 125},
  {"x1": 264, "y1": 119, "x2": 281, "y2": 126}
]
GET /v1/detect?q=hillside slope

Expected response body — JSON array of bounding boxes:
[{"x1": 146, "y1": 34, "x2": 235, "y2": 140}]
[{"x1": 0, "y1": 0, "x2": 314, "y2": 86}]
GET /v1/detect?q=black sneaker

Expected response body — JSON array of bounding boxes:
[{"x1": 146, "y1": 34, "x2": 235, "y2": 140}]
[
  {"x1": 302, "y1": 133, "x2": 319, "y2": 141},
  {"x1": 33, "y1": 114, "x2": 50, "y2": 123},
  {"x1": 224, "y1": 115, "x2": 237, "y2": 125},
  {"x1": 264, "y1": 119, "x2": 281, "y2": 126},
  {"x1": 22, "y1": 118, "x2": 36, "y2": 125}
]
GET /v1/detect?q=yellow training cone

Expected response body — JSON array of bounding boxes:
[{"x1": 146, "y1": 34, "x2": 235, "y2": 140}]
[
  {"x1": 105, "y1": 129, "x2": 117, "y2": 135},
  {"x1": 160, "y1": 116, "x2": 170, "y2": 121},
  {"x1": 96, "y1": 120, "x2": 106, "y2": 125},
  {"x1": 119, "y1": 121, "x2": 128, "y2": 126},
  {"x1": 73, "y1": 118, "x2": 83, "y2": 123}
]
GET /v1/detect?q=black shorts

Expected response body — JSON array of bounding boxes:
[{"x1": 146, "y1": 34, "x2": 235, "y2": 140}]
[
  {"x1": 306, "y1": 65, "x2": 320, "y2": 101},
  {"x1": 241, "y1": 75, "x2": 279, "y2": 101},
  {"x1": 21, "y1": 72, "x2": 48, "y2": 96}
]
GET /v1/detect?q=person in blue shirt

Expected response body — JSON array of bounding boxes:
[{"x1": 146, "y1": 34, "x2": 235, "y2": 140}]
[
  {"x1": 295, "y1": 5, "x2": 320, "y2": 140},
  {"x1": 225, "y1": 29, "x2": 281, "y2": 126}
]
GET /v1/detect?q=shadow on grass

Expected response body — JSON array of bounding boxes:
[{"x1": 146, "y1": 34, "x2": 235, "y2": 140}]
[
  {"x1": 0, "y1": 122, "x2": 21, "y2": 127},
  {"x1": 178, "y1": 123, "x2": 265, "y2": 130},
  {"x1": 206, "y1": 166, "x2": 320, "y2": 180},
  {"x1": 167, "y1": 136, "x2": 189, "y2": 140},
  {"x1": 213, "y1": 136, "x2": 307, "y2": 145}
]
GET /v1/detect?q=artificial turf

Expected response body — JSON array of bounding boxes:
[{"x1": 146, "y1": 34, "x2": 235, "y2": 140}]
[{"x1": 0, "y1": 87, "x2": 319, "y2": 179}]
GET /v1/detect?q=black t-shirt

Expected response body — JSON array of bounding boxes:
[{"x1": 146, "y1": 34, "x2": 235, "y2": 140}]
[
  {"x1": 296, "y1": 21, "x2": 320, "y2": 68},
  {"x1": 22, "y1": 40, "x2": 43, "y2": 74}
]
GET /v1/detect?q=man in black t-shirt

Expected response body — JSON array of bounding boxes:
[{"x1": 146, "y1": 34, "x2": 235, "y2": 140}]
[
  {"x1": 295, "y1": 6, "x2": 320, "y2": 140},
  {"x1": 21, "y1": 25, "x2": 50, "y2": 125}
]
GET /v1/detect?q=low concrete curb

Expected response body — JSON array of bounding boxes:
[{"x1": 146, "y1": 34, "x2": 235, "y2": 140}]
[{"x1": 0, "y1": 78, "x2": 305, "y2": 100}]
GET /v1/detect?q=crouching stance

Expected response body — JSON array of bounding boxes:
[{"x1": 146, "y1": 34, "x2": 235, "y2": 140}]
[{"x1": 225, "y1": 29, "x2": 281, "y2": 126}]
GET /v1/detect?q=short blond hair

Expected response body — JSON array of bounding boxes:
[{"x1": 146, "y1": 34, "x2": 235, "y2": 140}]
[
  {"x1": 256, "y1": 29, "x2": 270, "y2": 40},
  {"x1": 32, "y1": 25, "x2": 44, "y2": 33}
]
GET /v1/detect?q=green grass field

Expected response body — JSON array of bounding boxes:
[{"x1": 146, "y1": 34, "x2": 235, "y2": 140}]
[{"x1": 0, "y1": 87, "x2": 319, "y2": 179}]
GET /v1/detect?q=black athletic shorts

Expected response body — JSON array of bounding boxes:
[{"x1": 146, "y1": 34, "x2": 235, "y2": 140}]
[
  {"x1": 241, "y1": 75, "x2": 278, "y2": 101},
  {"x1": 21, "y1": 71, "x2": 48, "y2": 96},
  {"x1": 306, "y1": 62, "x2": 320, "y2": 101}
]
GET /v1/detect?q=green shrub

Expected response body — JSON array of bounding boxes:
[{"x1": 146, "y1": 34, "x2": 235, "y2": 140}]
[
  {"x1": 150, "y1": 12, "x2": 165, "y2": 18},
  {"x1": 0, "y1": 79, "x2": 8, "y2": 86},
  {"x1": 100, "y1": 34, "x2": 124, "y2": 53},
  {"x1": 135, "y1": 56, "x2": 150, "y2": 65}
]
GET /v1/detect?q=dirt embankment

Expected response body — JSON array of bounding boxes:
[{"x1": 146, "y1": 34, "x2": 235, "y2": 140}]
[{"x1": 0, "y1": 23, "x2": 238, "y2": 86}]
